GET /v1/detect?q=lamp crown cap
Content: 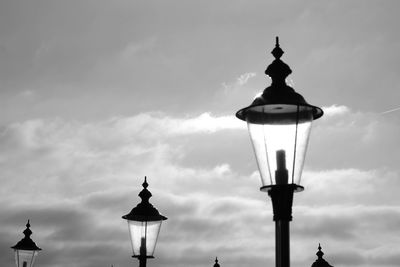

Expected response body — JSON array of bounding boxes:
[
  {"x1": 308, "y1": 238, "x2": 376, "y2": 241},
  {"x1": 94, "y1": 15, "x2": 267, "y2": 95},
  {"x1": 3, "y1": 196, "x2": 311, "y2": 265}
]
[
  {"x1": 265, "y1": 36, "x2": 292, "y2": 85},
  {"x1": 122, "y1": 177, "x2": 167, "y2": 222},
  {"x1": 142, "y1": 176, "x2": 148, "y2": 188},
  {"x1": 317, "y1": 243, "x2": 324, "y2": 259},
  {"x1": 311, "y1": 243, "x2": 333, "y2": 267},
  {"x1": 11, "y1": 220, "x2": 42, "y2": 251},
  {"x1": 23, "y1": 219, "x2": 32, "y2": 238},
  {"x1": 271, "y1": 36, "x2": 284, "y2": 59},
  {"x1": 139, "y1": 176, "x2": 152, "y2": 202}
]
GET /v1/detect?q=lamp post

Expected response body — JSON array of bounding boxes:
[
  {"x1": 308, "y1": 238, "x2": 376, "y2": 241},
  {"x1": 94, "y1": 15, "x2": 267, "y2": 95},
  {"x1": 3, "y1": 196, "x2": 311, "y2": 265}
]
[
  {"x1": 311, "y1": 244, "x2": 333, "y2": 267},
  {"x1": 236, "y1": 37, "x2": 323, "y2": 267},
  {"x1": 122, "y1": 177, "x2": 167, "y2": 267},
  {"x1": 11, "y1": 220, "x2": 42, "y2": 267},
  {"x1": 213, "y1": 257, "x2": 220, "y2": 267}
]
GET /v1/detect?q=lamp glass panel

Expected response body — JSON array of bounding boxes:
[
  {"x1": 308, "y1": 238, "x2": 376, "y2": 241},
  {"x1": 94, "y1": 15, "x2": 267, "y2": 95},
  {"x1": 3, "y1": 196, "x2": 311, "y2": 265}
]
[
  {"x1": 246, "y1": 104, "x2": 313, "y2": 187},
  {"x1": 14, "y1": 250, "x2": 38, "y2": 267},
  {"x1": 127, "y1": 220, "x2": 162, "y2": 257}
]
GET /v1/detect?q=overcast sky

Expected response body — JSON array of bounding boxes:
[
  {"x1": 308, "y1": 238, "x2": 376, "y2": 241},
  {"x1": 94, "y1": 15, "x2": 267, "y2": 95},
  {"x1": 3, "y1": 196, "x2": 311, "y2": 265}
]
[{"x1": 1, "y1": 1, "x2": 400, "y2": 267}]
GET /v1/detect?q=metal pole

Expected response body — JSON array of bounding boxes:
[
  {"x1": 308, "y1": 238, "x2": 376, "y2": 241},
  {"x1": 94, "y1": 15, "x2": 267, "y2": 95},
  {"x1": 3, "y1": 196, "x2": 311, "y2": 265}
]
[
  {"x1": 268, "y1": 185, "x2": 295, "y2": 267},
  {"x1": 138, "y1": 256, "x2": 146, "y2": 267},
  {"x1": 275, "y1": 220, "x2": 290, "y2": 267}
]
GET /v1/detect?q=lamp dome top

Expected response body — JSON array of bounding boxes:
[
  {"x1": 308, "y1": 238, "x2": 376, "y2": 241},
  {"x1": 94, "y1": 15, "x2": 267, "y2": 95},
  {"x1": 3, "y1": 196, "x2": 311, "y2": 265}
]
[
  {"x1": 122, "y1": 177, "x2": 167, "y2": 222},
  {"x1": 311, "y1": 244, "x2": 333, "y2": 267},
  {"x1": 265, "y1": 36, "x2": 292, "y2": 85},
  {"x1": 236, "y1": 37, "x2": 323, "y2": 122},
  {"x1": 11, "y1": 220, "x2": 42, "y2": 251},
  {"x1": 213, "y1": 257, "x2": 220, "y2": 267},
  {"x1": 139, "y1": 176, "x2": 152, "y2": 202}
]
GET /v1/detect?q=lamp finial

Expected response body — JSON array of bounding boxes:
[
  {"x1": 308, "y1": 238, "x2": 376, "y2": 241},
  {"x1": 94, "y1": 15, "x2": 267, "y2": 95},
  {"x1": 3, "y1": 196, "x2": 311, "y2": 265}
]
[
  {"x1": 143, "y1": 176, "x2": 148, "y2": 189},
  {"x1": 316, "y1": 243, "x2": 324, "y2": 259},
  {"x1": 139, "y1": 176, "x2": 152, "y2": 203},
  {"x1": 11, "y1": 220, "x2": 41, "y2": 251},
  {"x1": 271, "y1": 36, "x2": 284, "y2": 59},
  {"x1": 213, "y1": 257, "x2": 220, "y2": 267},
  {"x1": 23, "y1": 219, "x2": 32, "y2": 238}
]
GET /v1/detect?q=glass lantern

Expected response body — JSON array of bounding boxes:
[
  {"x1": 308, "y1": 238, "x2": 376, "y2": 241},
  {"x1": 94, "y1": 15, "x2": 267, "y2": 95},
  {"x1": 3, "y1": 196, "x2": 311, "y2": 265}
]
[
  {"x1": 236, "y1": 37, "x2": 323, "y2": 192},
  {"x1": 122, "y1": 177, "x2": 167, "y2": 259},
  {"x1": 246, "y1": 104, "x2": 314, "y2": 188},
  {"x1": 127, "y1": 220, "x2": 163, "y2": 257},
  {"x1": 11, "y1": 221, "x2": 42, "y2": 267}
]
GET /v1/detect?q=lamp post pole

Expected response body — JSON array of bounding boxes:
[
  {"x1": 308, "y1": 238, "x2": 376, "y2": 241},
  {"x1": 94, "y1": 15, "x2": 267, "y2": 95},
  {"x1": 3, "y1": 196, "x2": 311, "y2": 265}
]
[
  {"x1": 139, "y1": 255, "x2": 147, "y2": 267},
  {"x1": 269, "y1": 184, "x2": 295, "y2": 267},
  {"x1": 236, "y1": 37, "x2": 323, "y2": 267}
]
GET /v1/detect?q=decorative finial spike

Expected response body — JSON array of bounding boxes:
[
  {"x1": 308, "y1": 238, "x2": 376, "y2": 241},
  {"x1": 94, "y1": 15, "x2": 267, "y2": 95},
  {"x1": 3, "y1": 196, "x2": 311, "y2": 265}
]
[
  {"x1": 271, "y1": 37, "x2": 284, "y2": 59},
  {"x1": 213, "y1": 257, "x2": 220, "y2": 267},
  {"x1": 139, "y1": 176, "x2": 152, "y2": 202},
  {"x1": 23, "y1": 220, "x2": 33, "y2": 238},
  {"x1": 143, "y1": 176, "x2": 148, "y2": 188},
  {"x1": 316, "y1": 243, "x2": 324, "y2": 259}
]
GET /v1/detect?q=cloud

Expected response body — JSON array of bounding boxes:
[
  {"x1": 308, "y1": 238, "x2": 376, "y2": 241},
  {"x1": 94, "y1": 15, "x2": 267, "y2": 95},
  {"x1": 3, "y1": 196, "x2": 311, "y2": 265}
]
[
  {"x1": 118, "y1": 38, "x2": 157, "y2": 60},
  {"x1": 17, "y1": 90, "x2": 36, "y2": 98},
  {"x1": 0, "y1": 107, "x2": 399, "y2": 267},
  {"x1": 237, "y1": 72, "x2": 257, "y2": 86},
  {"x1": 0, "y1": 112, "x2": 258, "y2": 267},
  {"x1": 0, "y1": 1, "x2": 399, "y2": 266},
  {"x1": 307, "y1": 105, "x2": 400, "y2": 170},
  {"x1": 322, "y1": 104, "x2": 350, "y2": 117},
  {"x1": 222, "y1": 72, "x2": 257, "y2": 92}
]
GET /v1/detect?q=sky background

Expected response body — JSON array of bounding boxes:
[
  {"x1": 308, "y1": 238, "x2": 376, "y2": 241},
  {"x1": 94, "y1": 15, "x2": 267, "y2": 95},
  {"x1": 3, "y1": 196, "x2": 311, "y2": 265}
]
[{"x1": 0, "y1": 1, "x2": 400, "y2": 267}]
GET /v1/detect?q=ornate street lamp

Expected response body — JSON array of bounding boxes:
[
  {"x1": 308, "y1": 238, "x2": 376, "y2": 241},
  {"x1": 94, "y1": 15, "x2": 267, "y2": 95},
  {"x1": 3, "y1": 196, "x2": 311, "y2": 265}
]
[
  {"x1": 311, "y1": 244, "x2": 333, "y2": 267},
  {"x1": 122, "y1": 177, "x2": 167, "y2": 267},
  {"x1": 236, "y1": 37, "x2": 323, "y2": 267},
  {"x1": 11, "y1": 220, "x2": 42, "y2": 267},
  {"x1": 213, "y1": 257, "x2": 221, "y2": 267}
]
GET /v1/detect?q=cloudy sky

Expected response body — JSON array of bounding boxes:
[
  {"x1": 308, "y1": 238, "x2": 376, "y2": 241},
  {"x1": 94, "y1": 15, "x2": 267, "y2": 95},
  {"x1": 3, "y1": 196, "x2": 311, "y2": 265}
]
[{"x1": 1, "y1": 1, "x2": 400, "y2": 267}]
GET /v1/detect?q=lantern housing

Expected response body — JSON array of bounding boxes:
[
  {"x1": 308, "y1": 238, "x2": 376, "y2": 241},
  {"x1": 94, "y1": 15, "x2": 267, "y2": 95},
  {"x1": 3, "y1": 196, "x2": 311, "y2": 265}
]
[
  {"x1": 11, "y1": 220, "x2": 41, "y2": 267},
  {"x1": 122, "y1": 177, "x2": 167, "y2": 259},
  {"x1": 236, "y1": 37, "x2": 323, "y2": 192}
]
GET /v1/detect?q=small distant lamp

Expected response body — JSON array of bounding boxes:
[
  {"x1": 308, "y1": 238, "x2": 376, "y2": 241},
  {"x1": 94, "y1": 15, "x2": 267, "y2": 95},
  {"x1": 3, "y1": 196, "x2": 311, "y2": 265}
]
[
  {"x1": 236, "y1": 37, "x2": 323, "y2": 267},
  {"x1": 213, "y1": 257, "x2": 221, "y2": 267},
  {"x1": 11, "y1": 220, "x2": 42, "y2": 267},
  {"x1": 122, "y1": 177, "x2": 167, "y2": 267}
]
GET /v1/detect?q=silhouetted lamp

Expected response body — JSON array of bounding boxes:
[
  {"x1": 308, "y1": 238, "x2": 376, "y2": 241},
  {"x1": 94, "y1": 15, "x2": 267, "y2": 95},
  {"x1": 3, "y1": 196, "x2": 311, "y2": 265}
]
[
  {"x1": 122, "y1": 177, "x2": 167, "y2": 267},
  {"x1": 213, "y1": 257, "x2": 220, "y2": 267},
  {"x1": 11, "y1": 220, "x2": 42, "y2": 267},
  {"x1": 311, "y1": 244, "x2": 333, "y2": 267},
  {"x1": 236, "y1": 37, "x2": 323, "y2": 267}
]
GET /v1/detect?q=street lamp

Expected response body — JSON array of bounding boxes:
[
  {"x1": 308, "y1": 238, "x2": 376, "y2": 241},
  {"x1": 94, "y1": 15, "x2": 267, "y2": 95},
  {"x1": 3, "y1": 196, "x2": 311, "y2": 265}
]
[
  {"x1": 122, "y1": 177, "x2": 167, "y2": 267},
  {"x1": 236, "y1": 37, "x2": 323, "y2": 267},
  {"x1": 213, "y1": 257, "x2": 220, "y2": 267},
  {"x1": 11, "y1": 220, "x2": 42, "y2": 267},
  {"x1": 311, "y1": 244, "x2": 333, "y2": 267}
]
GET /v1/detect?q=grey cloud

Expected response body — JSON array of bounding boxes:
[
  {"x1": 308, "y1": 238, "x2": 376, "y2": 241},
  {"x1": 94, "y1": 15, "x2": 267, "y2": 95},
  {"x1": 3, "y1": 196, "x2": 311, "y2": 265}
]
[
  {"x1": 0, "y1": 110, "x2": 399, "y2": 267},
  {"x1": 293, "y1": 215, "x2": 356, "y2": 240},
  {"x1": 307, "y1": 109, "x2": 400, "y2": 171},
  {"x1": 370, "y1": 253, "x2": 400, "y2": 266},
  {"x1": 1, "y1": 1, "x2": 400, "y2": 267},
  {"x1": 329, "y1": 250, "x2": 366, "y2": 266},
  {"x1": 172, "y1": 130, "x2": 255, "y2": 175}
]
